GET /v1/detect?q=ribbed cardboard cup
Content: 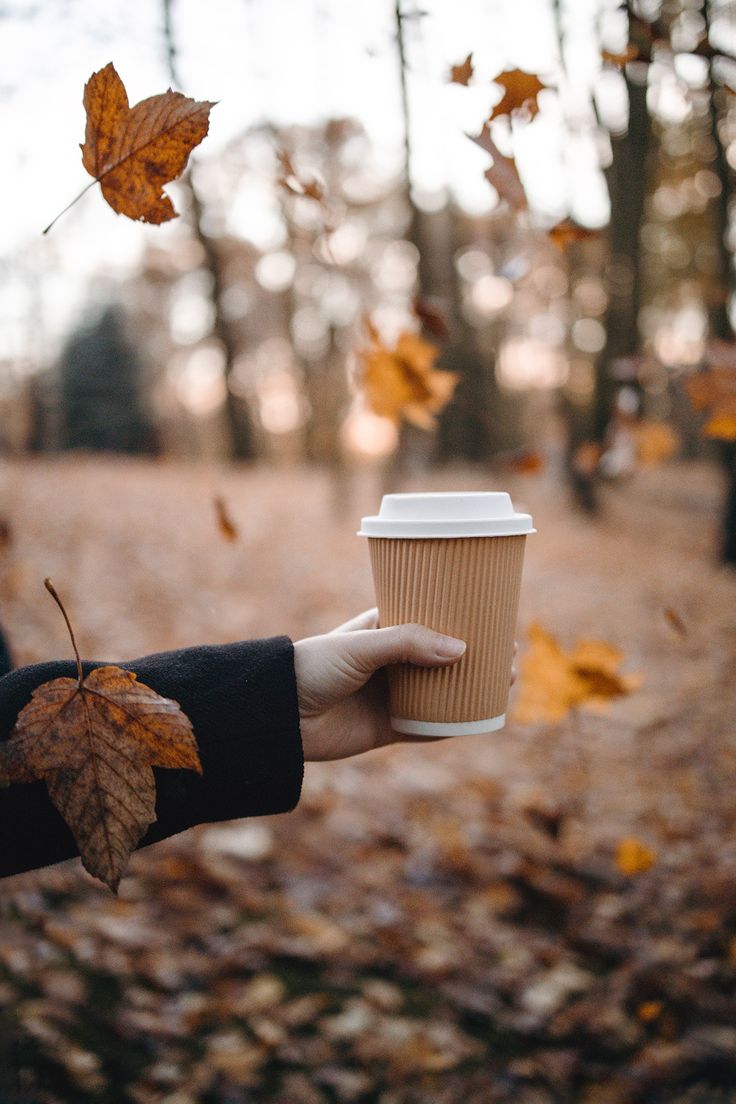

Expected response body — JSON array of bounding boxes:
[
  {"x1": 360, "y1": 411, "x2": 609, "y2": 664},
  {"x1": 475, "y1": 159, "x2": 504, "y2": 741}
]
[{"x1": 359, "y1": 493, "x2": 534, "y2": 737}]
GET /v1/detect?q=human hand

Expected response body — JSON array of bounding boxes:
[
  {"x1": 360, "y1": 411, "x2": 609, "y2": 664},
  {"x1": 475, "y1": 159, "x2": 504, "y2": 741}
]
[{"x1": 293, "y1": 609, "x2": 518, "y2": 762}]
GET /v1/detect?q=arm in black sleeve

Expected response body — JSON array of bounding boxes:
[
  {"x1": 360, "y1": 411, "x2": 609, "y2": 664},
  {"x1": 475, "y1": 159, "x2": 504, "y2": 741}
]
[{"x1": 0, "y1": 637, "x2": 304, "y2": 880}]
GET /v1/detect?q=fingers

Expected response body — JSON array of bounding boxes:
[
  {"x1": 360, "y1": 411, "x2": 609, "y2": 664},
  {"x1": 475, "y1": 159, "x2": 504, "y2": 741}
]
[
  {"x1": 331, "y1": 608, "x2": 379, "y2": 634},
  {"x1": 340, "y1": 622, "x2": 466, "y2": 678}
]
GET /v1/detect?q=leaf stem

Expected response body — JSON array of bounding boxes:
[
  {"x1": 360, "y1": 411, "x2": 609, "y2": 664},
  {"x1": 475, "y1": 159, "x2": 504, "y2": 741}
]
[
  {"x1": 42, "y1": 180, "x2": 97, "y2": 235},
  {"x1": 44, "y1": 578, "x2": 84, "y2": 685}
]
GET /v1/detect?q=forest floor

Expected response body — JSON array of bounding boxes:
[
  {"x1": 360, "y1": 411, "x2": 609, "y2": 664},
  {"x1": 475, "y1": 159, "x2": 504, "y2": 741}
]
[{"x1": 0, "y1": 455, "x2": 735, "y2": 1104}]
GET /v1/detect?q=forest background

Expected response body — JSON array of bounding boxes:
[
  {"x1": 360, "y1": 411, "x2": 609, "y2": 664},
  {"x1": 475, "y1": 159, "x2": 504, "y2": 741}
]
[{"x1": 1, "y1": 1, "x2": 736, "y2": 1101}]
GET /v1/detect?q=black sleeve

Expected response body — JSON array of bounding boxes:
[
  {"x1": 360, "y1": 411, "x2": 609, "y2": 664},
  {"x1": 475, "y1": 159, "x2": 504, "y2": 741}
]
[{"x1": 0, "y1": 637, "x2": 304, "y2": 879}]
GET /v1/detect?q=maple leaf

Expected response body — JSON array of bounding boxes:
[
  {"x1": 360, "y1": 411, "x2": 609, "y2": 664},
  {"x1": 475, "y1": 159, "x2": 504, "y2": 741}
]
[
  {"x1": 488, "y1": 69, "x2": 547, "y2": 122},
  {"x1": 449, "y1": 53, "x2": 474, "y2": 86},
  {"x1": 44, "y1": 63, "x2": 215, "y2": 233},
  {"x1": 615, "y1": 837, "x2": 656, "y2": 876},
  {"x1": 355, "y1": 323, "x2": 458, "y2": 431},
  {"x1": 468, "y1": 126, "x2": 527, "y2": 210},
  {"x1": 685, "y1": 356, "x2": 736, "y2": 441},
  {"x1": 513, "y1": 621, "x2": 642, "y2": 725},
  {"x1": 214, "y1": 495, "x2": 238, "y2": 542},
  {"x1": 0, "y1": 580, "x2": 200, "y2": 891},
  {"x1": 548, "y1": 218, "x2": 601, "y2": 251}
]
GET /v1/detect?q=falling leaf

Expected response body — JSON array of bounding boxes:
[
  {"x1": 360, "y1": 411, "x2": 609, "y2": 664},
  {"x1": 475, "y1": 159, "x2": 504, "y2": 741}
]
[
  {"x1": 276, "y1": 148, "x2": 324, "y2": 202},
  {"x1": 502, "y1": 448, "x2": 545, "y2": 475},
  {"x1": 685, "y1": 361, "x2": 736, "y2": 441},
  {"x1": 513, "y1": 622, "x2": 642, "y2": 725},
  {"x1": 67, "y1": 63, "x2": 214, "y2": 228},
  {"x1": 615, "y1": 837, "x2": 656, "y2": 876},
  {"x1": 412, "y1": 297, "x2": 450, "y2": 341},
  {"x1": 355, "y1": 323, "x2": 458, "y2": 430},
  {"x1": 663, "y1": 607, "x2": 687, "y2": 639},
  {"x1": 548, "y1": 218, "x2": 601, "y2": 251},
  {"x1": 468, "y1": 126, "x2": 527, "y2": 210},
  {"x1": 571, "y1": 441, "x2": 601, "y2": 477},
  {"x1": 0, "y1": 581, "x2": 200, "y2": 891},
  {"x1": 633, "y1": 420, "x2": 679, "y2": 465},
  {"x1": 601, "y1": 45, "x2": 639, "y2": 68},
  {"x1": 214, "y1": 495, "x2": 238, "y2": 542},
  {"x1": 449, "y1": 53, "x2": 474, "y2": 86},
  {"x1": 637, "y1": 1000, "x2": 664, "y2": 1022},
  {"x1": 488, "y1": 69, "x2": 547, "y2": 122}
]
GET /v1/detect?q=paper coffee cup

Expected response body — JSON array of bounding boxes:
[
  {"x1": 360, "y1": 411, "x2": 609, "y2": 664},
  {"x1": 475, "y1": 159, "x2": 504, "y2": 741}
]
[{"x1": 358, "y1": 492, "x2": 535, "y2": 737}]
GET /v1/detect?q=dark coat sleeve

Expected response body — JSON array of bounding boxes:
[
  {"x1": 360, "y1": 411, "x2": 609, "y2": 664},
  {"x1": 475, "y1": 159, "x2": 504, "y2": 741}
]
[{"x1": 0, "y1": 637, "x2": 304, "y2": 879}]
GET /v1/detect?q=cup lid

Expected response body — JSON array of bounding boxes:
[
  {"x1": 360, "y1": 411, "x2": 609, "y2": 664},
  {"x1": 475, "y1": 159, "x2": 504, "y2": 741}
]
[{"x1": 358, "y1": 492, "x2": 535, "y2": 538}]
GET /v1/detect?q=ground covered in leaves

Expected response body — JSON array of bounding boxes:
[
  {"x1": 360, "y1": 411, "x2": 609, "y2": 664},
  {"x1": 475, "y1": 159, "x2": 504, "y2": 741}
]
[{"x1": 1, "y1": 456, "x2": 735, "y2": 1104}]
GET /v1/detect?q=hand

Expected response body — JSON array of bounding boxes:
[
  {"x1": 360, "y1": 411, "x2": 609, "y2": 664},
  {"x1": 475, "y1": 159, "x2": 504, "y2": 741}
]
[{"x1": 293, "y1": 609, "x2": 518, "y2": 763}]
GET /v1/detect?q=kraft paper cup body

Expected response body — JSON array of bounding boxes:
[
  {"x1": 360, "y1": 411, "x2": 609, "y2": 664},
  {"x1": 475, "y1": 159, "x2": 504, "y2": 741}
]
[{"x1": 359, "y1": 493, "x2": 534, "y2": 737}]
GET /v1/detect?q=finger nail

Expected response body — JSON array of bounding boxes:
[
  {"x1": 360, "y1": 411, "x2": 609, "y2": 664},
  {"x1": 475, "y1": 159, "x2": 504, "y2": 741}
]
[{"x1": 435, "y1": 636, "x2": 466, "y2": 658}]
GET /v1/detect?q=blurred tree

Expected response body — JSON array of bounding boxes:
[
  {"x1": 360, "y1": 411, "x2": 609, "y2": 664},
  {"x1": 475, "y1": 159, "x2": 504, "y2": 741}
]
[{"x1": 59, "y1": 305, "x2": 158, "y2": 454}]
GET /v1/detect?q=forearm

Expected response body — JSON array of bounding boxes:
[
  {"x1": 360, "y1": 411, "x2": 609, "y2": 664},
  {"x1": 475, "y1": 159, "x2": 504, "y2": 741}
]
[{"x1": 0, "y1": 637, "x2": 304, "y2": 879}]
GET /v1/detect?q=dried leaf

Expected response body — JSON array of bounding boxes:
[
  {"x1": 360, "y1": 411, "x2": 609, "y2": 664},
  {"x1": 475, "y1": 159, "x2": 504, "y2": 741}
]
[
  {"x1": 633, "y1": 420, "x2": 679, "y2": 465},
  {"x1": 503, "y1": 448, "x2": 545, "y2": 475},
  {"x1": 685, "y1": 359, "x2": 736, "y2": 441},
  {"x1": 615, "y1": 838, "x2": 656, "y2": 876},
  {"x1": 276, "y1": 148, "x2": 324, "y2": 202},
  {"x1": 664, "y1": 607, "x2": 687, "y2": 639},
  {"x1": 548, "y1": 218, "x2": 601, "y2": 251},
  {"x1": 79, "y1": 63, "x2": 215, "y2": 224},
  {"x1": 469, "y1": 126, "x2": 527, "y2": 210},
  {"x1": 355, "y1": 325, "x2": 458, "y2": 430},
  {"x1": 412, "y1": 297, "x2": 450, "y2": 341},
  {"x1": 489, "y1": 69, "x2": 547, "y2": 122},
  {"x1": 214, "y1": 495, "x2": 238, "y2": 542},
  {"x1": 601, "y1": 45, "x2": 639, "y2": 68},
  {"x1": 449, "y1": 53, "x2": 474, "y2": 86},
  {"x1": 0, "y1": 581, "x2": 200, "y2": 890},
  {"x1": 513, "y1": 622, "x2": 642, "y2": 725}
]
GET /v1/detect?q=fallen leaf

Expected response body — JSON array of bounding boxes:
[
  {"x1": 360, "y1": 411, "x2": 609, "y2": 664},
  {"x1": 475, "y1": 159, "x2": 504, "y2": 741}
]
[
  {"x1": 214, "y1": 495, "x2": 238, "y2": 542},
  {"x1": 513, "y1": 622, "x2": 642, "y2": 725},
  {"x1": 412, "y1": 297, "x2": 450, "y2": 341},
  {"x1": 489, "y1": 69, "x2": 547, "y2": 122},
  {"x1": 548, "y1": 219, "x2": 601, "y2": 251},
  {"x1": 469, "y1": 126, "x2": 527, "y2": 210},
  {"x1": 685, "y1": 361, "x2": 736, "y2": 441},
  {"x1": 615, "y1": 838, "x2": 656, "y2": 876},
  {"x1": 663, "y1": 607, "x2": 687, "y2": 639},
  {"x1": 601, "y1": 45, "x2": 639, "y2": 68},
  {"x1": 78, "y1": 63, "x2": 215, "y2": 225},
  {"x1": 0, "y1": 581, "x2": 200, "y2": 890},
  {"x1": 450, "y1": 53, "x2": 474, "y2": 86},
  {"x1": 355, "y1": 324, "x2": 458, "y2": 430},
  {"x1": 633, "y1": 420, "x2": 679, "y2": 465}
]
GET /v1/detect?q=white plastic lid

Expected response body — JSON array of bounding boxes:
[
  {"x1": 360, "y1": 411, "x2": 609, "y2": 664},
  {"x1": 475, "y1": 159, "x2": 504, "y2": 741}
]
[{"x1": 358, "y1": 492, "x2": 535, "y2": 538}]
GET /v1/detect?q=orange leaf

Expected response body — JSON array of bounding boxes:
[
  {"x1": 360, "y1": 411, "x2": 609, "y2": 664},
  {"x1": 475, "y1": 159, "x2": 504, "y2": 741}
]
[
  {"x1": 633, "y1": 420, "x2": 679, "y2": 465},
  {"x1": 80, "y1": 63, "x2": 215, "y2": 224},
  {"x1": 501, "y1": 448, "x2": 545, "y2": 475},
  {"x1": 513, "y1": 622, "x2": 641, "y2": 725},
  {"x1": 637, "y1": 1000, "x2": 663, "y2": 1022},
  {"x1": 615, "y1": 837, "x2": 656, "y2": 876},
  {"x1": 450, "y1": 53, "x2": 474, "y2": 86},
  {"x1": 355, "y1": 326, "x2": 458, "y2": 430},
  {"x1": 469, "y1": 126, "x2": 527, "y2": 210},
  {"x1": 0, "y1": 581, "x2": 200, "y2": 891},
  {"x1": 685, "y1": 360, "x2": 736, "y2": 440},
  {"x1": 601, "y1": 45, "x2": 639, "y2": 68},
  {"x1": 488, "y1": 69, "x2": 547, "y2": 122},
  {"x1": 214, "y1": 495, "x2": 238, "y2": 542},
  {"x1": 548, "y1": 218, "x2": 601, "y2": 251}
]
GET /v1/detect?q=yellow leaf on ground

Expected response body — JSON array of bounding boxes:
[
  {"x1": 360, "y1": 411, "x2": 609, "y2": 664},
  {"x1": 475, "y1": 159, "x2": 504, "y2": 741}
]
[{"x1": 615, "y1": 837, "x2": 656, "y2": 876}]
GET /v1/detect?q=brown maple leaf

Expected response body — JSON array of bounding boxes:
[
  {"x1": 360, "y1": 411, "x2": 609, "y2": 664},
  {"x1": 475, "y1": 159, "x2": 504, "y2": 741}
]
[
  {"x1": 488, "y1": 69, "x2": 547, "y2": 122},
  {"x1": 547, "y1": 218, "x2": 601, "y2": 251},
  {"x1": 468, "y1": 126, "x2": 527, "y2": 210},
  {"x1": 214, "y1": 495, "x2": 238, "y2": 542},
  {"x1": 450, "y1": 53, "x2": 474, "y2": 86},
  {"x1": 44, "y1": 63, "x2": 215, "y2": 233},
  {"x1": 355, "y1": 323, "x2": 458, "y2": 431},
  {"x1": 0, "y1": 581, "x2": 200, "y2": 891}
]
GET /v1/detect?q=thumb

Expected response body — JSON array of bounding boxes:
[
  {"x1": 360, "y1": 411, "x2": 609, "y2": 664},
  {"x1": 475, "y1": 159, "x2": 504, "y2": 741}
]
[{"x1": 341, "y1": 623, "x2": 466, "y2": 677}]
